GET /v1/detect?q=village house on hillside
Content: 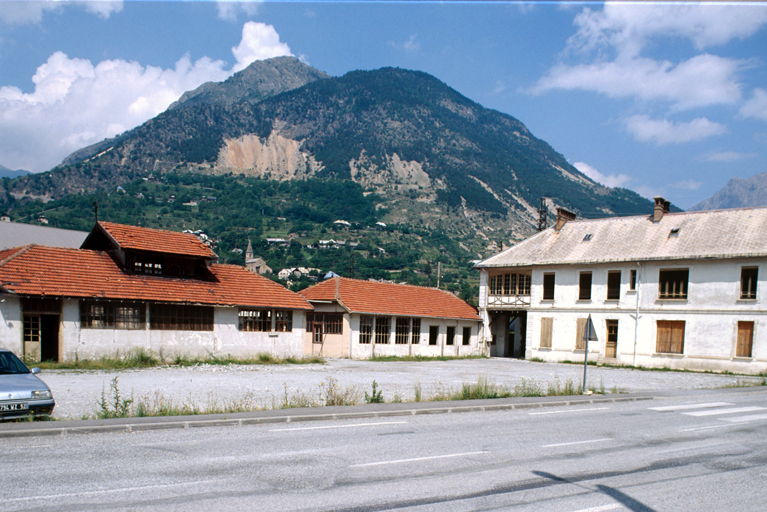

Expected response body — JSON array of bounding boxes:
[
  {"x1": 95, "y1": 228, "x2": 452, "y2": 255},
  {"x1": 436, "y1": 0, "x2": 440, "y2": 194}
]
[
  {"x1": 475, "y1": 198, "x2": 767, "y2": 374},
  {"x1": 300, "y1": 277, "x2": 482, "y2": 358},
  {"x1": 0, "y1": 222, "x2": 312, "y2": 362}
]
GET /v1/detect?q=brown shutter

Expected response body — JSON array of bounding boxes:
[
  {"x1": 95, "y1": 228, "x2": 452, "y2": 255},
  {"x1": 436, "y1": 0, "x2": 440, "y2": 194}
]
[
  {"x1": 737, "y1": 321, "x2": 754, "y2": 357},
  {"x1": 575, "y1": 318, "x2": 587, "y2": 349},
  {"x1": 540, "y1": 317, "x2": 553, "y2": 348}
]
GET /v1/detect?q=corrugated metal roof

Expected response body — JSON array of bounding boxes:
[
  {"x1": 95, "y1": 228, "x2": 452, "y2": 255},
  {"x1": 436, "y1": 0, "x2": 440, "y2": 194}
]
[
  {"x1": 476, "y1": 207, "x2": 767, "y2": 268},
  {"x1": 0, "y1": 221, "x2": 88, "y2": 251}
]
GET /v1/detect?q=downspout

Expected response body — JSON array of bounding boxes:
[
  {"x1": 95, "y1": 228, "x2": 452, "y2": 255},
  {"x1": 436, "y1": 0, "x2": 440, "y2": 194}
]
[{"x1": 633, "y1": 262, "x2": 641, "y2": 367}]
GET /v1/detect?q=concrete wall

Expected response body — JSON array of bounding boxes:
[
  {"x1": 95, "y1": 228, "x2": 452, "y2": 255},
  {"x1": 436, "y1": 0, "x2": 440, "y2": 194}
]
[
  {"x1": 511, "y1": 258, "x2": 767, "y2": 374},
  {"x1": 0, "y1": 295, "x2": 22, "y2": 354}
]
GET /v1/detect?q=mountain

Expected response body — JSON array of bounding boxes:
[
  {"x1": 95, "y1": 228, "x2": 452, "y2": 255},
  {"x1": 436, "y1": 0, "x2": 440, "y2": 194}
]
[
  {"x1": 0, "y1": 165, "x2": 31, "y2": 179},
  {"x1": 1, "y1": 57, "x2": 650, "y2": 248},
  {"x1": 689, "y1": 172, "x2": 767, "y2": 211}
]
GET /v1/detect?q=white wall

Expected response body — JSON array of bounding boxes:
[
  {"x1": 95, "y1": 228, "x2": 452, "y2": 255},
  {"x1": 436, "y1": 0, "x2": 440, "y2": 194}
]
[{"x1": 0, "y1": 295, "x2": 22, "y2": 354}]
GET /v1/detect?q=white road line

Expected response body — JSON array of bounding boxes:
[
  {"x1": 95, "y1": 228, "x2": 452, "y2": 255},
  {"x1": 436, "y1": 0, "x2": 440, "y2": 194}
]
[
  {"x1": 722, "y1": 413, "x2": 767, "y2": 423},
  {"x1": 271, "y1": 421, "x2": 407, "y2": 432},
  {"x1": 529, "y1": 407, "x2": 608, "y2": 415},
  {"x1": 6, "y1": 480, "x2": 218, "y2": 502},
  {"x1": 683, "y1": 406, "x2": 765, "y2": 417},
  {"x1": 350, "y1": 451, "x2": 487, "y2": 468},
  {"x1": 680, "y1": 424, "x2": 743, "y2": 432},
  {"x1": 649, "y1": 402, "x2": 732, "y2": 412},
  {"x1": 541, "y1": 438, "x2": 611, "y2": 448},
  {"x1": 570, "y1": 504, "x2": 624, "y2": 512}
]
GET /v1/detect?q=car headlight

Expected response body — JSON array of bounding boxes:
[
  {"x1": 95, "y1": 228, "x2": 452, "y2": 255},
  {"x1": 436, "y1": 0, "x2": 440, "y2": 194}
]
[{"x1": 31, "y1": 390, "x2": 52, "y2": 399}]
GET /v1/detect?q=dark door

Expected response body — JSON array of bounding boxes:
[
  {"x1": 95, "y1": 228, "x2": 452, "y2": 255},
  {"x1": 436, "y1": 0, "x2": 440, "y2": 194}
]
[{"x1": 40, "y1": 314, "x2": 60, "y2": 362}]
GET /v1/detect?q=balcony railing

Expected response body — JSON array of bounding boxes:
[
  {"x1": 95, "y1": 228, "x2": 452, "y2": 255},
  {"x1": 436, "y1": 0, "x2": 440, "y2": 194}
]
[{"x1": 487, "y1": 294, "x2": 531, "y2": 308}]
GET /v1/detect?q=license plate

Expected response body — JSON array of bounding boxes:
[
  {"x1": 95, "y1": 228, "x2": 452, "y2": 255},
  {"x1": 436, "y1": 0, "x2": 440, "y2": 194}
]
[{"x1": 0, "y1": 402, "x2": 29, "y2": 412}]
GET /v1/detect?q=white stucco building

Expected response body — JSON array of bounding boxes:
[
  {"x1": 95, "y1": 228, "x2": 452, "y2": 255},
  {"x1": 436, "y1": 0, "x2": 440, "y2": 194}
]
[
  {"x1": 0, "y1": 222, "x2": 312, "y2": 362},
  {"x1": 475, "y1": 199, "x2": 767, "y2": 374},
  {"x1": 300, "y1": 277, "x2": 482, "y2": 359}
]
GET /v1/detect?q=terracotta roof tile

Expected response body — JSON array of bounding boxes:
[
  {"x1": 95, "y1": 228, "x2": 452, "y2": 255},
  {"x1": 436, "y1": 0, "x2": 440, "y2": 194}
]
[
  {"x1": 0, "y1": 245, "x2": 311, "y2": 309},
  {"x1": 301, "y1": 277, "x2": 480, "y2": 320},
  {"x1": 97, "y1": 221, "x2": 217, "y2": 259}
]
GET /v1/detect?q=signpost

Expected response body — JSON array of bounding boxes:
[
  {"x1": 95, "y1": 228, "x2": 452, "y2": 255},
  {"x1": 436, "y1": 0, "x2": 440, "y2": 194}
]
[{"x1": 582, "y1": 315, "x2": 598, "y2": 393}]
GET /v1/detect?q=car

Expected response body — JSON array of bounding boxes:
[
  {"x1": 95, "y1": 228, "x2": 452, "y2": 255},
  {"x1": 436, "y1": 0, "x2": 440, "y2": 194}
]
[{"x1": 0, "y1": 348, "x2": 55, "y2": 420}]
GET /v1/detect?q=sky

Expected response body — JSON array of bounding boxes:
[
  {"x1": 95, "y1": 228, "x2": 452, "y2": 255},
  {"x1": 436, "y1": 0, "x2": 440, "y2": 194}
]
[{"x1": 1, "y1": 1, "x2": 766, "y2": 210}]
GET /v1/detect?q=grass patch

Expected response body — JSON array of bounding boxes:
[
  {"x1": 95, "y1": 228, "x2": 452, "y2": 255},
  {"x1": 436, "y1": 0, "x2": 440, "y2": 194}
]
[{"x1": 34, "y1": 351, "x2": 324, "y2": 371}]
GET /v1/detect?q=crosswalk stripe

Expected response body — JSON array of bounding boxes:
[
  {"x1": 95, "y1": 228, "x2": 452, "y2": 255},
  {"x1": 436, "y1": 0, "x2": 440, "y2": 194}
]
[
  {"x1": 683, "y1": 406, "x2": 766, "y2": 417},
  {"x1": 649, "y1": 402, "x2": 732, "y2": 412},
  {"x1": 721, "y1": 413, "x2": 767, "y2": 423}
]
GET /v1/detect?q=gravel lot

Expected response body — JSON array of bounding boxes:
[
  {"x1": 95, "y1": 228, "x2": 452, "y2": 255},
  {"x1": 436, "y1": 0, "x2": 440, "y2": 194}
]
[{"x1": 37, "y1": 358, "x2": 765, "y2": 420}]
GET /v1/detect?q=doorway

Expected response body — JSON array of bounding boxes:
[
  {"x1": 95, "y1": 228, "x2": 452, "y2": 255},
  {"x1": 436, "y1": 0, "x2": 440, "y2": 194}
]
[{"x1": 23, "y1": 314, "x2": 60, "y2": 362}]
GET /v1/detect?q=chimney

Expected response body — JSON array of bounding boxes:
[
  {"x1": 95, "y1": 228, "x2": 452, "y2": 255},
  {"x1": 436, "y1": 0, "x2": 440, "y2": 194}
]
[
  {"x1": 554, "y1": 208, "x2": 576, "y2": 231},
  {"x1": 653, "y1": 197, "x2": 670, "y2": 223},
  {"x1": 334, "y1": 275, "x2": 341, "y2": 301}
]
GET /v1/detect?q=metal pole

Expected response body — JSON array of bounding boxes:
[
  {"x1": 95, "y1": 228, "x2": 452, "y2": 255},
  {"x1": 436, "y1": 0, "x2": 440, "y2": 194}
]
[{"x1": 583, "y1": 330, "x2": 589, "y2": 393}]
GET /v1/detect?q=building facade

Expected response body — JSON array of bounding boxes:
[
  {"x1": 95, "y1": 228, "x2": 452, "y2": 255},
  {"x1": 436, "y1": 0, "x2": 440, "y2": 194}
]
[
  {"x1": 0, "y1": 222, "x2": 312, "y2": 362},
  {"x1": 300, "y1": 277, "x2": 482, "y2": 359},
  {"x1": 475, "y1": 200, "x2": 767, "y2": 374}
]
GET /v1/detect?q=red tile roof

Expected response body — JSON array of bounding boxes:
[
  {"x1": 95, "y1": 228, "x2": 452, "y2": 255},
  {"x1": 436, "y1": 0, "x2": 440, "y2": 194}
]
[
  {"x1": 301, "y1": 277, "x2": 480, "y2": 320},
  {"x1": 96, "y1": 221, "x2": 217, "y2": 259},
  {"x1": 0, "y1": 245, "x2": 312, "y2": 310}
]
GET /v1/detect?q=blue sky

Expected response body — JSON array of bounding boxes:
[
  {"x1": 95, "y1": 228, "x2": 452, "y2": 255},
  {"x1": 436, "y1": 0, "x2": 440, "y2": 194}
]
[{"x1": 1, "y1": 1, "x2": 766, "y2": 210}]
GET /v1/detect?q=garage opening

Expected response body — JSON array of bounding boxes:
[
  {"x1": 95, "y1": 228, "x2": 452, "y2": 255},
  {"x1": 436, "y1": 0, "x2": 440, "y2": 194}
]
[
  {"x1": 488, "y1": 310, "x2": 527, "y2": 358},
  {"x1": 22, "y1": 298, "x2": 61, "y2": 363}
]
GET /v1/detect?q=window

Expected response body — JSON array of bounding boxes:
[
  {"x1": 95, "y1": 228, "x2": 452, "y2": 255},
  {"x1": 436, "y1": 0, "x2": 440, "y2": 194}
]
[
  {"x1": 489, "y1": 273, "x2": 532, "y2": 295},
  {"x1": 127, "y1": 252, "x2": 197, "y2": 277},
  {"x1": 429, "y1": 325, "x2": 439, "y2": 345},
  {"x1": 741, "y1": 267, "x2": 758, "y2": 300},
  {"x1": 659, "y1": 269, "x2": 688, "y2": 299},
  {"x1": 150, "y1": 304, "x2": 213, "y2": 331},
  {"x1": 359, "y1": 315, "x2": 373, "y2": 344},
  {"x1": 446, "y1": 326, "x2": 455, "y2": 345},
  {"x1": 579, "y1": 272, "x2": 592, "y2": 301},
  {"x1": 575, "y1": 318, "x2": 587, "y2": 349},
  {"x1": 275, "y1": 310, "x2": 293, "y2": 332},
  {"x1": 238, "y1": 309, "x2": 271, "y2": 332},
  {"x1": 411, "y1": 319, "x2": 421, "y2": 344},
  {"x1": 607, "y1": 271, "x2": 621, "y2": 300},
  {"x1": 542, "y1": 273, "x2": 555, "y2": 301},
  {"x1": 629, "y1": 269, "x2": 637, "y2": 291},
  {"x1": 81, "y1": 301, "x2": 145, "y2": 330},
  {"x1": 307, "y1": 313, "x2": 343, "y2": 335},
  {"x1": 737, "y1": 321, "x2": 754, "y2": 358},
  {"x1": 540, "y1": 317, "x2": 553, "y2": 348},
  {"x1": 656, "y1": 320, "x2": 685, "y2": 354},
  {"x1": 395, "y1": 317, "x2": 411, "y2": 345},
  {"x1": 462, "y1": 326, "x2": 471, "y2": 346},
  {"x1": 374, "y1": 316, "x2": 390, "y2": 344},
  {"x1": 23, "y1": 316, "x2": 40, "y2": 346}
]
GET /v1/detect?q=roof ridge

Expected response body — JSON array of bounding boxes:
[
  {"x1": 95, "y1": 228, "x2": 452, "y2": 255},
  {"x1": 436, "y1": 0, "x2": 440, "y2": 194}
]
[{"x1": 0, "y1": 244, "x2": 35, "y2": 268}]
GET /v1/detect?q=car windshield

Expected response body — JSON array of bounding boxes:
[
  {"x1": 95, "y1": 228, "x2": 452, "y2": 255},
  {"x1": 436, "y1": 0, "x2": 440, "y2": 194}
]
[{"x1": 0, "y1": 352, "x2": 31, "y2": 375}]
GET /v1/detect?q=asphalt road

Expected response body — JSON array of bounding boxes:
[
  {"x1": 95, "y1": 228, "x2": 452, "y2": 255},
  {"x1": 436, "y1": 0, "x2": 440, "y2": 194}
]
[{"x1": 3, "y1": 387, "x2": 767, "y2": 511}]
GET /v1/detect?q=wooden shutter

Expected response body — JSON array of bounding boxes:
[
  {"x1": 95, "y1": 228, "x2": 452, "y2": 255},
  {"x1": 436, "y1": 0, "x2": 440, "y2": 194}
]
[
  {"x1": 737, "y1": 321, "x2": 754, "y2": 357},
  {"x1": 657, "y1": 320, "x2": 685, "y2": 354},
  {"x1": 575, "y1": 318, "x2": 587, "y2": 349},
  {"x1": 540, "y1": 317, "x2": 553, "y2": 348}
]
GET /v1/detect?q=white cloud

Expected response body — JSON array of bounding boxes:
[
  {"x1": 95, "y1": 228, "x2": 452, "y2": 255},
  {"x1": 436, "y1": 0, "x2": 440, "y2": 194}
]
[
  {"x1": 533, "y1": 54, "x2": 745, "y2": 111},
  {"x1": 0, "y1": 1, "x2": 123, "y2": 25},
  {"x1": 232, "y1": 21, "x2": 292, "y2": 72},
  {"x1": 572, "y1": 161, "x2": 631, "y2": 188},
  {"x1": 701, "y1": 151, "x2": 758, "y2": 163},
  {"x1": 387, "y1": 34, "x2": 421, "y2": 53},
  {"x1": 568, "y1": 4, "x2": 767, "y2": 57},
  {"x1": 0, "y1": 21, "x2": 291, "y2": 172},
  {"x1": 740, "y1": 88, "x2": 767, "y2": 121},
  {"x1": 623, "y1": 115, "x2": 726, "y2": 145},
  {"x1": 216, "y1": 1, "x2": 261, "y2": 22}
]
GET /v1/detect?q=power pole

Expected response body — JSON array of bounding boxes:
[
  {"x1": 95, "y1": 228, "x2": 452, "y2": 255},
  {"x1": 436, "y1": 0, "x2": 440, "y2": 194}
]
[
  {"x1": 538, "y1": 198, "x2": 548, "y2": 232},
  {"x1": 437, "y1": 261, "x2": 442, "y2": 289},
  {"x1": 348, "y1": 253, "x2": 356, "y2": 279}
]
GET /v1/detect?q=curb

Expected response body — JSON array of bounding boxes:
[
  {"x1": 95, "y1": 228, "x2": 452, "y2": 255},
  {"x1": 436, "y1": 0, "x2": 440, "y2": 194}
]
[{"x1": 0, "y1": 394, "x2": 654, "y2": 439}]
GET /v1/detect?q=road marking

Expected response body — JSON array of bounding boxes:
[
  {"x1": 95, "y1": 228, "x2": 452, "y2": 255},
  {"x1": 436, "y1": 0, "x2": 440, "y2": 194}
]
[
  {"x1": 541, "y1": 438, "x2": 611, "y2": 448},
  {"x1": 649, "y1": 402, "x2": 732, "y2": 411},
  {"x1": 529, "y1": 407, "x2": 608, "y2": 415},
  {"x1": 271, "y1": 421, "x2": 407, "y2": 432},
  {"x1": 350, "y1": 450, "x2": 487, "y2": 468},
  {"x1": 6, "y1": 480, "x2": 218, "y2": 502},
  {"x1": 571, "y1": 504, "x2": 624, "y2": 512},
  {"x1": 679, "y1": 424, "x2": 743, "y2": 432},
  {"x1": 683, "y1": 406, "x2": 765, "y2": 417},
  {"x1": 722, "y1": 413, "x2": 767, "y2": 423}
]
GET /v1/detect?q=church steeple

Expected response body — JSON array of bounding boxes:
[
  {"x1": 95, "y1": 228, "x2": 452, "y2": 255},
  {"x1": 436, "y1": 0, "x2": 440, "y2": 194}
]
[{"x1": 245, "y1": 239, "x2": 254, "y2": 261}]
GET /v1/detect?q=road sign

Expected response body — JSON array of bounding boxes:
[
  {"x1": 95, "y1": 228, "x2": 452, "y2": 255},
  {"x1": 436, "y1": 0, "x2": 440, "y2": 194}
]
[{"x1": 582, "y1": 314, "x2": 598, "y2": 393}]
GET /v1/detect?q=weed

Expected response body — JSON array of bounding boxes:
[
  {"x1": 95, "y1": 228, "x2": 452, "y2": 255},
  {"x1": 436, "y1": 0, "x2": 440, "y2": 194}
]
[
  {"x1": 96, "y1": 377, "x2": 133, "y2": 419},
  {"x1": 414, "y1": 383, "x2": 422, "y2": 402},
  {"x1": 322, "y1": 376, "x2": 361, "y2": 406},
  {"x1": 365, "y1": 380, "x2": 384, "y2": 403}
]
